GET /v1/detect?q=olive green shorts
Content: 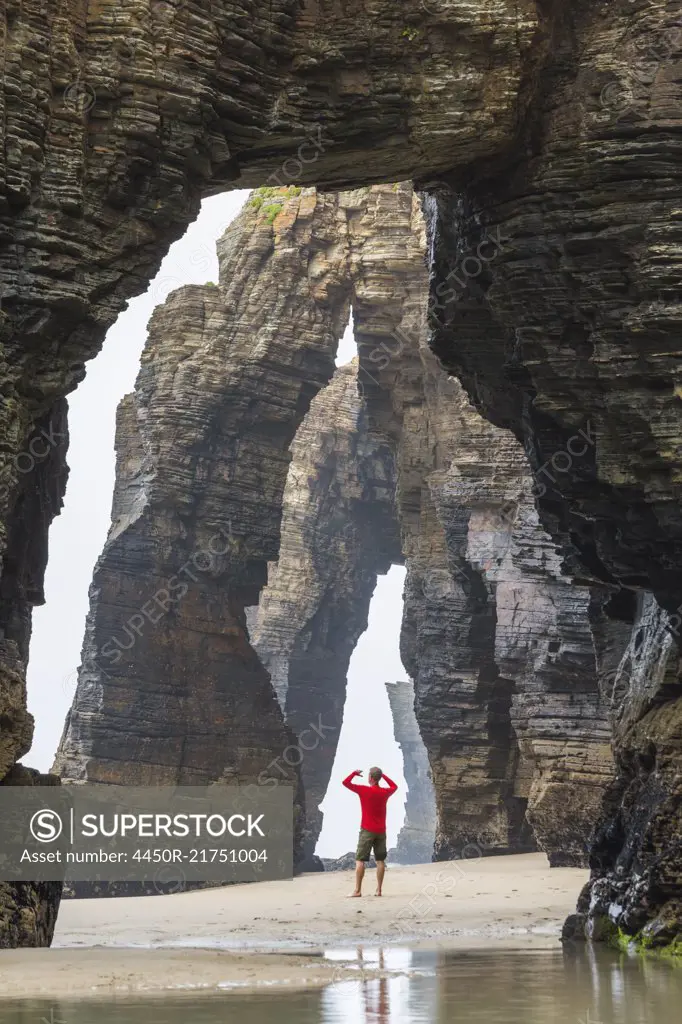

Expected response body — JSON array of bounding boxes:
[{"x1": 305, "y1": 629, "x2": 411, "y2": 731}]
[{"x1": 356, "y1": 829, "x2": 387, "y2": 862}]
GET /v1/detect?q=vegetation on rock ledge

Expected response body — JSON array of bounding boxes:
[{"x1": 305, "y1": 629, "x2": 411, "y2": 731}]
[{"x1": 248, "y1": 186, "x2": 303, "y2": 224}]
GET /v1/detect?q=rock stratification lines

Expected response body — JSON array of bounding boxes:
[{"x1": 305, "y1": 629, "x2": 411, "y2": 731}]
[
  {"x1": 54, "y1": 192, "x2": 356, "y2": 814},
  {"x1": 0, "y1": 765, "x2": 62, "y2": 948},
  {"x1": 576, "y1": 594, "x2": 682, "y2": 947},
  {"x1": 386, "y1": 343, "x2": 613, "y2": 865},
  {"x1": 385, "y1": 679, "x2": 437, "y2": 864},
  {"x1": 58, "y1": 185, "x2": 616, "y2": 906},
  {"x1": 250, "y1": 359, "x2": 402, "y2": 862},
  {"x1": 2, "y1": 1, "x2": 682, "y2": 950}
]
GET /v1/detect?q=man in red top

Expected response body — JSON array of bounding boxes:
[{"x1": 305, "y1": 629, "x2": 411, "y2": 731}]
[{"x1": 342, "y1": 766, "x2": 398, "y2": 897}]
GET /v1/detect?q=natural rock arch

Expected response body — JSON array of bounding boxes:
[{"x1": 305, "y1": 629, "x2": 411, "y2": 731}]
[
  {"x1": 57, "y1": 184, "x2": 626, "y2": 930},
  {"x1": 3, "y1": 3, "x2": 681, "y2": 706},
  {"x1": 1, "y1": 0, "x2": 681, "y2": 949}
]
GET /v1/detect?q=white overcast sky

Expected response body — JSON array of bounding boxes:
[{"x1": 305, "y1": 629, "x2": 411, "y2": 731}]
[{"x1": 25, "y1": 192, "x2": 407, "y2": 857}]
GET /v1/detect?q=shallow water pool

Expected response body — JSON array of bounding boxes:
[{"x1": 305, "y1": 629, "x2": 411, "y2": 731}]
[{"x1": 0, "y1": 945, "x2": 679, "y2": 1023}]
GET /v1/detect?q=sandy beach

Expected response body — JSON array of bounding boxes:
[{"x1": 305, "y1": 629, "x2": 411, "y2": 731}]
[{"x1": 0, "y1": 853, "x2": 587, "y2": 999}]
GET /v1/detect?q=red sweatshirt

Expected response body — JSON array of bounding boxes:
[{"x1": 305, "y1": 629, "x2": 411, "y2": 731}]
[{"x1": 342, "y1": 771, "x2": 398, "y2": 833}]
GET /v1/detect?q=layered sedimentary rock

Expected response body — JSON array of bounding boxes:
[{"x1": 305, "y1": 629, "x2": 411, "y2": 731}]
[
  {"x1": 0, "y1": 4, "x2": 536, "y2": 920},
  {"x1": 250, "y1": 359, "x2": 401, "y2": 861},
  {"x1": 423, "y1": 5, "x2": 682, "y2": 940},
  {"x1": 0, "y1": 765, "x2": 61, "y2": 948},
  {"x1": 385, "y1": 679, "x2": 436, "y2": 863},
  {"x1": 428, "y1": 4, "x2": 682, "y2": 618},
  {"x1": 0, "y1": 3, "x2": 537, "y2": 735},
  {"x1": 388, "y1": 341, "x2": 614, "y2": 864},
  {"x1": 424, "y1": 359, "x2": 613, "y2": 866},
  {"x1": 0, "y1": 398, "x2": 67, "y2": 945},
  {"x1": 3, "y1": 0, "x2": 682, "y2": 946},
  {"x1": 567, "y1": 594, "x2": 682, "y2": 947},
  {"x1": 54, "y1": 191, "x2": 364, "y2": 836},
  {"x1": 54, "y1": 189, "x2": 427, "y2": 812},
  {"x1": 53, "y1": 184, "x2": 432, "y2": 873},
  {"x1": 58, "y1": 185, "x2": 615, "y2": 884}
]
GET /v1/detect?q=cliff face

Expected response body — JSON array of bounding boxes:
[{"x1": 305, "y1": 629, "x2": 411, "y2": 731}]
[
  {"x1": 250, "y1": 359, "x2": 402, "y2": 862},
  {"x1": 53, "y1": 184, "x2": 427, "y2": 873},
  {"x1": 3, "y1": 0, "x2": 682, "y2": 949},
  {"x1": 423, "y1": 3, "x2": 682, "y2": 940},
  {"x1": 387, "y1": 343, "x2": 613, "y2": 865},
  {"x1": 0, "y1": 765, "x2": 62, "y2": 948},
  {"x1": 0, "y1": 398, "x2": 67, "y2": 946},
  {"x1": 56, "y1": 185, "x2": 611, "y2": 884},
  {"x1": 54, "y1": 191, "x2": 369, "y2": 834},
  {"x1": 427, "y1": 366, "x2": 614, "y2": 867},
  {"x1": 385, "y1": 679, "x2": 436, "y2": 863},
  {"x1": 0, "y1": 0, "x2": 535, "y2": 869},
  {"x1": 53, "y1": 188, "x2": 421, "y2": 800},
  {"x1": 571, "y1": 595, "x2": 682, "y2": 947},
  {"x1": 427, "y1": 3, "x2": 682, "y2": 619}
]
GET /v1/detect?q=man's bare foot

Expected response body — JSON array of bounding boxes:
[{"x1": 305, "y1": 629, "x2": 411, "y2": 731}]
[
  {"x1": 375, "y1": 890, "x2": 382, "y2": 897},
  {"x1": 347, "y1": 891, "x2": 362, "y2": 898}
]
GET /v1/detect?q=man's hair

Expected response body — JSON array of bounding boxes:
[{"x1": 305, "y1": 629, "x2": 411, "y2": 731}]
[{"x1": 369, "y1": 766, "x2": 383, "y2": 782}]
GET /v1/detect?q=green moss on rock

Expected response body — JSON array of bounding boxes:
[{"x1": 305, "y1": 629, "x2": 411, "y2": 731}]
[
  {"x1": 247, "y1": 186, "x2": 302, "y2": 220},
  {"x1": 263, "y1": 203, "x2": 282, "y2": 224},
  {"x1": 606, "y1": 925, "x2": 682, "y2": 960}
]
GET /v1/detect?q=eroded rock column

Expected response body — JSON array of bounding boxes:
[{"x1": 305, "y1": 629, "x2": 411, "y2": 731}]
[
  {"x1": 0, "y1": 765, "x2": 62, "y2": 948},
  {"x1": 385, "y1": 679, "x2": 436, "y2": 863},
  {"x1": 393, "y1": 354, "x2": 613, "y2": 864},
  {"x1": 250, "y1": 359, "x2": 401, "y2": 861},
  {"x1": 425, "y1": 2, "x2": 682, "y2": 937},
  {"x1": 0, "y1": 399, "x2": 67, "y2": 945},
  {"x1": 54, "y1": 192, "x2": 357, "y2": 851},
  {"x1": 571, "y1": 594, "x2": 682, "y2": 946}
]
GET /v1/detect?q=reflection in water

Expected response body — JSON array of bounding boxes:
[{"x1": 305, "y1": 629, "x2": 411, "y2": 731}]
[
  {"x1": 0, "y1": 946, "x2": 680, "y2": 1023},
  {"x1": 323, "y1": 947, "x2": 436, "y2": 1023}
]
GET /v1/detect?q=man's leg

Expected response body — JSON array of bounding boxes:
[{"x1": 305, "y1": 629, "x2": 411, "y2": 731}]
[
  {"x1": 375, "y1": 859, "x2": 385, "y2": 896},
  {"x1": 348, "y1": 830, "x2": 370, "y2": 896},
  {"x1": 351, "y1": 860, "x2": 365, "y2": 897},
  {"x1": 374, "y1": 834, "x2": 387, "y2": 895}
]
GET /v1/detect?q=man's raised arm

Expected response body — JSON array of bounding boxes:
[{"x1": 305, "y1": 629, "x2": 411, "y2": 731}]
[
  {"x1": 342, "y1": 770, "x2": 362, "y2": 792},
  {"x1": 382, "y1": 773, "x2": 398, "y2": 796}
]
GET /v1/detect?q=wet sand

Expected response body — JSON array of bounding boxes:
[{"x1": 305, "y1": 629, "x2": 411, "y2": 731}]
[{"x1": 0, "y1": 853, "x2": 587, "y2": 999}]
